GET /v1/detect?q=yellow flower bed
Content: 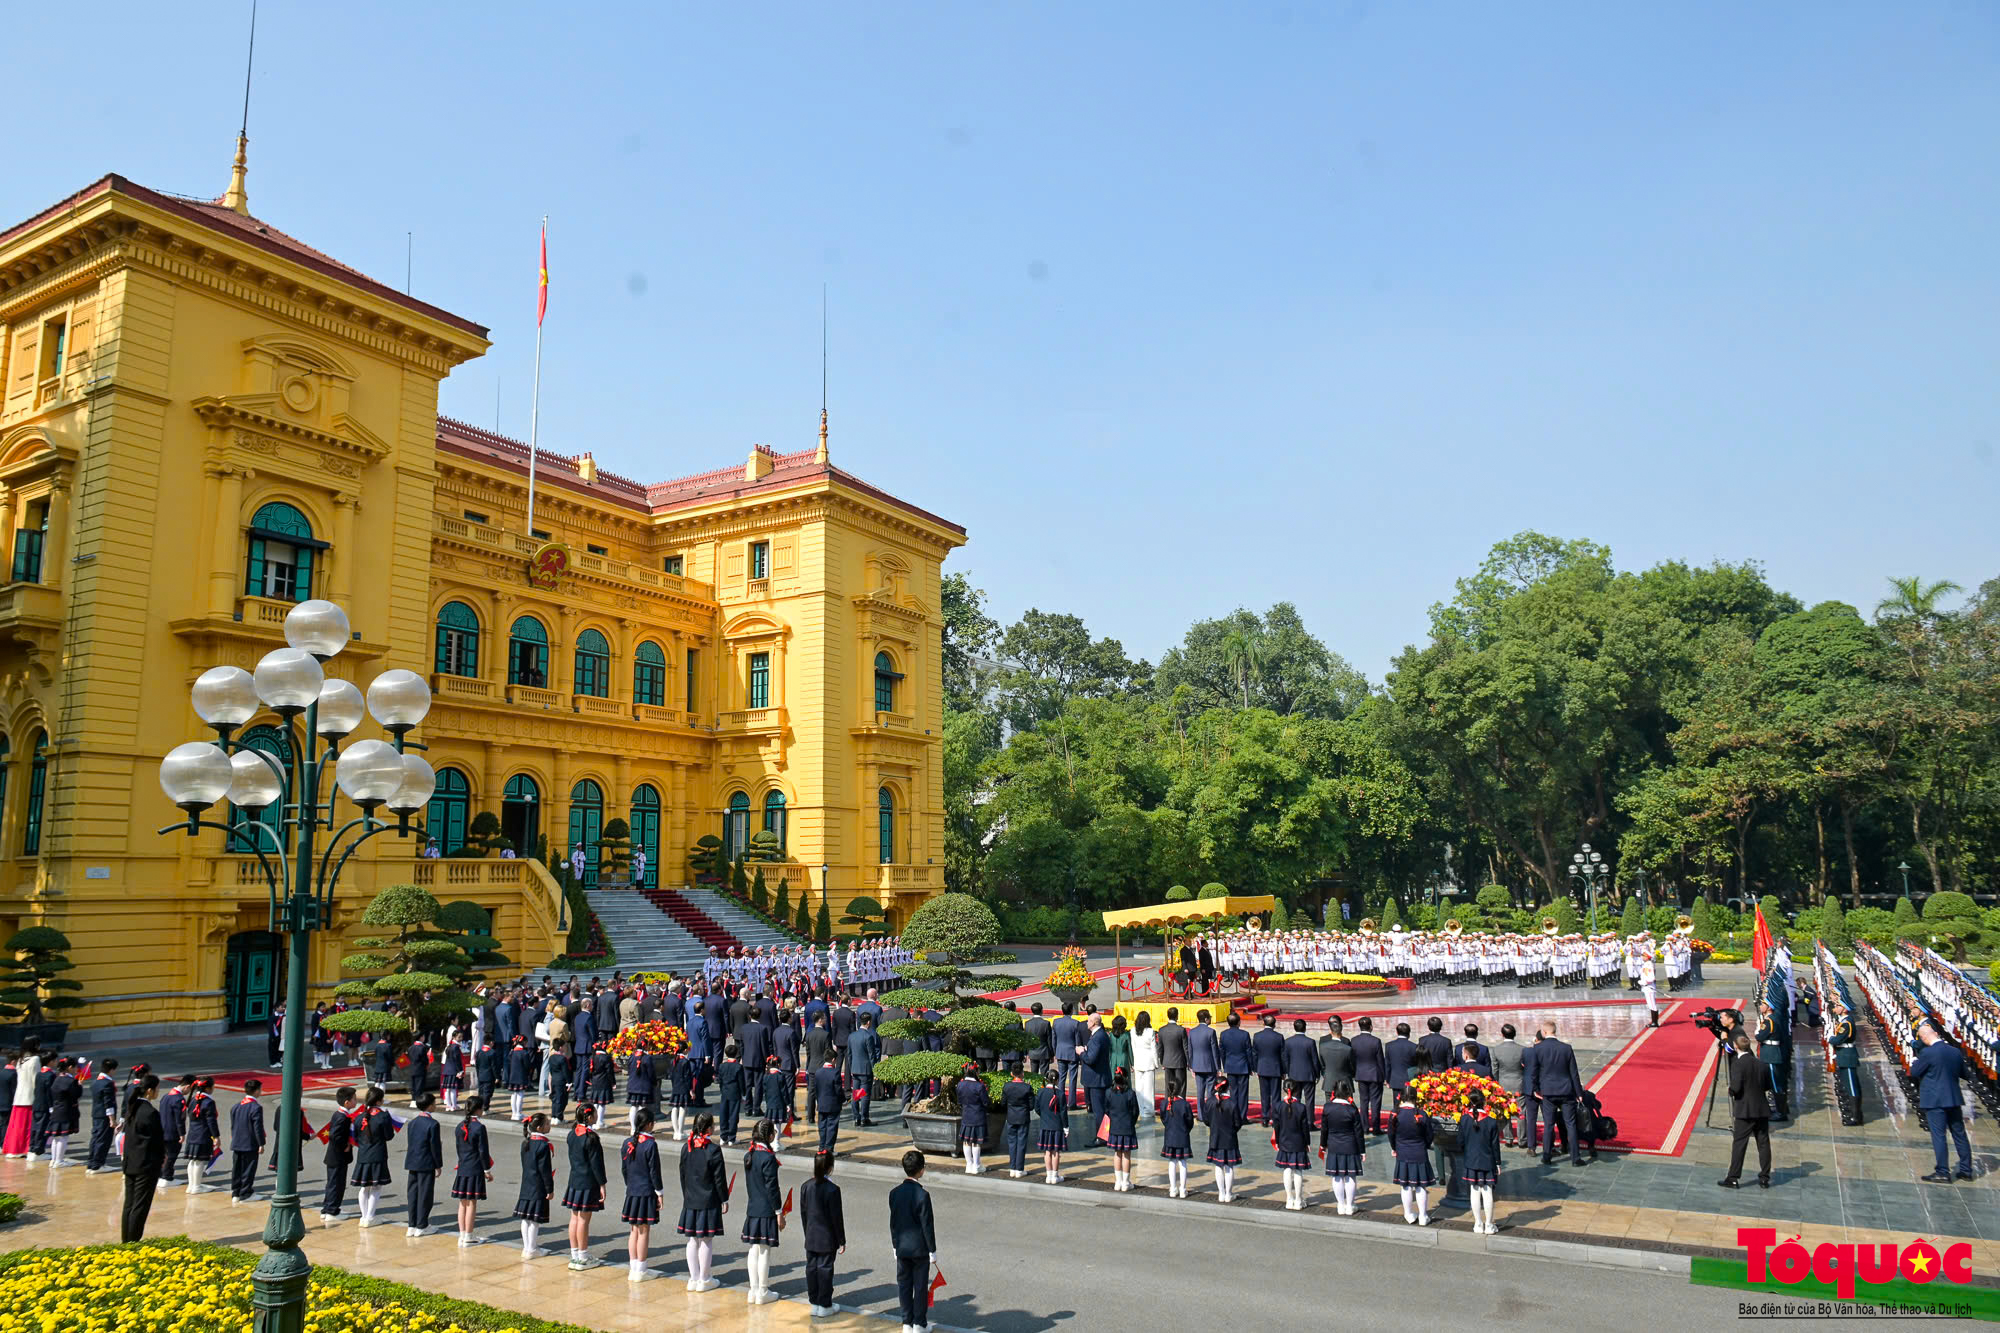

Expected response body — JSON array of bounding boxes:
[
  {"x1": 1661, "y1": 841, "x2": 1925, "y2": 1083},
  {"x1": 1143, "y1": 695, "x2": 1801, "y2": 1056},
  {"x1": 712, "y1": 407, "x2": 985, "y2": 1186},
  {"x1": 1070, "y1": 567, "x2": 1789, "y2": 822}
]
[
  {"x1": 1259, "y1": 971, "x2": 1389, "y2": 987},
  {"x1": 0, "y1": 1240, "x2": 584, "y2": 1333}
]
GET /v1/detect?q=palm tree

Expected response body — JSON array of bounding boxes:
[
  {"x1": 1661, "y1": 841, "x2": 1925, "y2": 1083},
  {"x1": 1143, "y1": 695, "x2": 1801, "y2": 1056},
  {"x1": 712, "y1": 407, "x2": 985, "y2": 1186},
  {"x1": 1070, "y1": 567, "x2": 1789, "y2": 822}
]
[
  {"x1": 1876, "y1": 576, "x2": 1962, "y2": 621},
  {"x1": 1220, "y1": 627, "x2": 1264, "y2": 708}
]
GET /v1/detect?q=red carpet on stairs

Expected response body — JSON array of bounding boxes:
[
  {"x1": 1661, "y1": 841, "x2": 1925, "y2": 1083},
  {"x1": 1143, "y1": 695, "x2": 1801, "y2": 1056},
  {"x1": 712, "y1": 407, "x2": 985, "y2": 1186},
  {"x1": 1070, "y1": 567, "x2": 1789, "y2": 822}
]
[
  {"x1": 1586, "y1": 997, "x2": 1744, "y2": 1157},
  {"x1": 637, "y1": 888, "x2": 741, "y2": 953}
]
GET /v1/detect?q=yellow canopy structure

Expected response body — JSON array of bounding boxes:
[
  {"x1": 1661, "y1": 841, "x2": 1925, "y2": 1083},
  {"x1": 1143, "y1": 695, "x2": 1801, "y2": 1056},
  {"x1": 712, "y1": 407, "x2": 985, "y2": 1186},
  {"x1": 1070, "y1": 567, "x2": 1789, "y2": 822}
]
[{"x1": 1101, "y1": 896, "x2": 1276, "y2": 931}]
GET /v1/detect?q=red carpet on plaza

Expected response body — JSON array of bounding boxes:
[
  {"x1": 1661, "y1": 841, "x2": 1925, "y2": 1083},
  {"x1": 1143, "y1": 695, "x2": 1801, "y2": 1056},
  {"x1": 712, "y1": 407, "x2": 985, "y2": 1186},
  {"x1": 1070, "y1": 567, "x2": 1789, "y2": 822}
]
[
  {"x1": 1586, "y1": 997, "x2": 1743, "y2": 1157},
  {"x1": 985, "y1": 965, "x2": 1142, "y2": 1003}
]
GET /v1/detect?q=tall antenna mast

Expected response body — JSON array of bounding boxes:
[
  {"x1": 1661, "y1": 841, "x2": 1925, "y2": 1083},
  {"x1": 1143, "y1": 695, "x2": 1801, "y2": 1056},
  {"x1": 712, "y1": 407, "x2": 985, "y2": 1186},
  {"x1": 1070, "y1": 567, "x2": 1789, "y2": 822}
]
[
  {"x1": 815, "y1": 283, "x2": 829, "y2": 465},
  {"x1": 222, "y1": 0, "x2": 257, "y2": 214}
]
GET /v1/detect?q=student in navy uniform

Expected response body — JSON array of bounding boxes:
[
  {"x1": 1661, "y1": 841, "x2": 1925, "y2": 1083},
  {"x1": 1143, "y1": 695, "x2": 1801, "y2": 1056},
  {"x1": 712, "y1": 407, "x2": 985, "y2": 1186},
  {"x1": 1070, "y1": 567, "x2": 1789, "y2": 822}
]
[
  {"x1": 1203, "y1": 1074, "x2": 1243, "y2": 1203},
  {"x1": 760, "y1": 1056, "x2": 792, "y2": 1134},
  {"x1": 513, "y1": 1112, "x2": 556, "y2": 1259},
  {"x1": 713, "y1": 1042, "x2": 744, "y2": 1145},
  {"x1": 625, "y1": 1047, "x2": 658, "y2": 1137},
  {"x1": 45, "y1": 1058, "x2": 81, "y2": 1170},
  {"x1": 587, "y1": 1042, "x2": 616, "y2": 1117},
  {"x1": 405, "y1": 1037, "x2": 432, "y2": 1107},
  {"x1": 440, "y1": 1033, "x2": 465, "y2": 1112},
  {"x1": 504, "y1": 1036, "x2": 533, "y2": 1122},
  {"x1": 621, "y1": 1108, "x2": 665, "y2": 1282},
  {"x1": 182, "y1": 1076, "x2": 220, "y2": 1194},
  {"x1": 1271, "y1": 1082, "x2": 1314, "y2": 1210},
  {"x1": 1318, "y1": 1080, "x2": 1367, "y2": 1215},
  {"x1": 1217, "y1": 1014, "x2": 1254, "y2": 1125},
  {"x1": 319, "y1": 1086, "x2": 358, "y2": 1222},
  {"x1": 953, "y1": 1062, "x2": 989, "y2": 1176},
  {"x1": 800, "y1": 1150, "x2": 846, "y2": 1318},
  {"x1": 1389, "y1": 1088, "x2": 1436, "y2": 1225},
  {"x1": 28, "y1": 1055, "x2": 55, "y2": 1159},
  {"x1": 1036, "y1": 1075, "x2": 1069, "y2": 1185},
  {"x1": 889, "y1": 1150, "x2": 938, "y2": 1333},
  {"x1": 85, "y1": 1057, "x2": 119, "y2": 1174},
  {"x1": 351, "y1": 1085, "x2": 398, "y2": 1227},
  {"x1": 452, "y1": 1096, "x2": 494, "y2": 1247},
  {"x1": 403, "y1": 1093, "x2": 443, "y2": 1237},
  {"x1": 740, "y1": 1118, "x2": 783, "y2": 1305},
  {"x1": 1103, "y1": 1067, "x2": 1142, "y2": 1192},
  {"x1": 667, "y1": 1048, "x2": 695, "y2": 1142},
  {"x1": 120, "y1": 1075, "x2": 165, "y2": 1243},
  {"x1": 563, "y1": 1104, "x2": 608, "y2": 1269},
  {"x1": 1350, "y1": 1017, "x2": 1386, "y2": 1135},
  {"x1": 677, "y1": 1112, "x2": 729, "y2": 1292},
  {"x1": 475, "y1": 1038, "x2": 500, "y2": 1112},
  {"x1": 999, "y1": 1067, "x2": 1035, "y2": 1178},
  {"x1": 229, "y1": 1079, "x2": 266, "y2": 1202},
  {"x1": 1458, "y1": 1089, "x2": 1505, "y2": 1234},
  {"x1": 368, "y1": 1035, "x2": 396, "y2": 1091},
  {"x1": 545, "y1": 1044, "x2": 572, "y2": 1126},
  {"x1": 1157, "y1": 1089, "x2": 1196, "y2": 1198},
  {"x1": 810, "y1": 1056, "x2": 843, "y2": 1154},
  {"x1": 157, "y1": 1075, "x2": 192, "y2": 1187}
]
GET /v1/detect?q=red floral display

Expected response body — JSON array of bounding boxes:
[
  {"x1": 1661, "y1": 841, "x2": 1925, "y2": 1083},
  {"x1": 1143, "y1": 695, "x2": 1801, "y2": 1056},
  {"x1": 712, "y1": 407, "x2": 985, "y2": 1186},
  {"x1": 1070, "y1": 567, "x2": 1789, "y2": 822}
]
[
  {"x1": 1407, "y1": 1068, "x2": 1520, "y2": 1124},
  {"x1": 606, "y1": 1021, "x2": 689, "y2": 1061}
]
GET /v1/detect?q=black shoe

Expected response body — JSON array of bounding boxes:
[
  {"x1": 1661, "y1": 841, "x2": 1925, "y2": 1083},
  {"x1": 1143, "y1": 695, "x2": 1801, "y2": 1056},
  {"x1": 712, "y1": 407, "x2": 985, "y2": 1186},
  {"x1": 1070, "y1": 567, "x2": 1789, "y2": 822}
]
[
  {"x1": 1541, "y1": 1157, "x2": 1555, "y2": 1166},
  {"x1": 1922, "y1": 1171, "x2": 1954, "y2": 1184},
  {"x1": 1957, "y1": 1169, "x2": 1976, "y2": 1181},
  {"x1": 1757, "y1": 1177, "x2": 1770, "y2": 1189},
  {"x1": 1717, "y1": 1178, "x2": 1740, "y2": 1189}
]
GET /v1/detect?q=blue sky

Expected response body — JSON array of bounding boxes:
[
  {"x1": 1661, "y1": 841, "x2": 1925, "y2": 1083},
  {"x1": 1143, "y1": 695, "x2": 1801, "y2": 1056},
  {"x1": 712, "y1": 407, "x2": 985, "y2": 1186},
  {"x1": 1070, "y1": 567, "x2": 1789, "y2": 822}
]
[{"x1": 11, "y1": 3, "x2": 1996, "y2": 679}]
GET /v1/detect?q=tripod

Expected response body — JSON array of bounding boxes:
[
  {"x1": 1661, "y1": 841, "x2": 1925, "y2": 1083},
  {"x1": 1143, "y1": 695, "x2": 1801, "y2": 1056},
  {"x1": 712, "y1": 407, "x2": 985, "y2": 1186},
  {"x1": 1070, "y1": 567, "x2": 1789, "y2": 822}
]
[{"x1": 1702, "y1": 1041, "x2": 1731, "y2": 1128}]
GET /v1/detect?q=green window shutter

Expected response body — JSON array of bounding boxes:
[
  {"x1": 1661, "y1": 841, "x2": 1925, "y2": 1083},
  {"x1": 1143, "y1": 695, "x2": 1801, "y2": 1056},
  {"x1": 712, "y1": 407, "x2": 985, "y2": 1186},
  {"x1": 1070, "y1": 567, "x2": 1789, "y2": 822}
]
[
  {"x1": 293, "y1": 544, "x2": 314, "y2": 601},
  {"x1": 435, "y1": 621, "x2": 450, "y2": 673},
  {"x1": 245, "y1": 537, "x2": 266, "y2": 597}
]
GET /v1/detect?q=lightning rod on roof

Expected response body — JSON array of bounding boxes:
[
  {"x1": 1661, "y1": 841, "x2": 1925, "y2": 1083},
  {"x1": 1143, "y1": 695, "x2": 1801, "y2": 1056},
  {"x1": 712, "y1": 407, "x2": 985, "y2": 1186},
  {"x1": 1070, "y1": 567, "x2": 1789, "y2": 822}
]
[
  {"x1": 222, "y1": 0, "x2": 257, "y2": 215},
  {"x1": 816, "y1": 283, "x2": 829, "y2": 465}
]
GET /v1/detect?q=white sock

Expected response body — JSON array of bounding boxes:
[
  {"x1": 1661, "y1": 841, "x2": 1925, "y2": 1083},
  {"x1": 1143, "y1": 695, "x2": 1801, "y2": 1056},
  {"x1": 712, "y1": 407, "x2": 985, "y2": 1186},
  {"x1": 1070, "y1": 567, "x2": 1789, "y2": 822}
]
[
  {"x1": 510, "y1": 1093, "x2": 523, "y2": 1119},
  {"x1": 629, "y1": 1108, "x2": 640, "y2": 1135},
  {"x1": 1401, "y1": 1185, "x2": 1415, "y2": 1219},
  {"x1": 1416, "y1": 1189, "x2": 1429, "y2": 1223},
  {"x1": 698, "y1": 1240, "x2": 713, "y2": 1283},
  {"x1": 686, "y1": 1239, "x2": 699, "y2": 1281}
]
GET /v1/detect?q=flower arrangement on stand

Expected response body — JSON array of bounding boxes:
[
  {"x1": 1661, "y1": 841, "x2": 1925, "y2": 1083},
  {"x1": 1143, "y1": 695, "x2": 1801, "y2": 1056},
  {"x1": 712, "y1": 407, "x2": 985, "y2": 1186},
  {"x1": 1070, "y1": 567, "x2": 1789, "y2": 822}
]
[
  {"x1": 1407, "y1": 1068, "x2": 1521, "y2": 1124},
  {"x1": 606, "y1": 1020, "x2": 689, "y2": 1062},
  {"x1": 1045, "y1": 947, "x2": 1093, "y2": 990},
  {"x1": 1688, "y1": 937, "x2": 1715, "y2": 959}
]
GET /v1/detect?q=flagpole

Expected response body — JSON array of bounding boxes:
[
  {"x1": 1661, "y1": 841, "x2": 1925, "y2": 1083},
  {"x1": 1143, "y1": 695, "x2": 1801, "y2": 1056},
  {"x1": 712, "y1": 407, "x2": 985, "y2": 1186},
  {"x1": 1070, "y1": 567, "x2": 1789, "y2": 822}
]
[{"x1": 526, "y1": 216, "x2": 547, "y2": 536}]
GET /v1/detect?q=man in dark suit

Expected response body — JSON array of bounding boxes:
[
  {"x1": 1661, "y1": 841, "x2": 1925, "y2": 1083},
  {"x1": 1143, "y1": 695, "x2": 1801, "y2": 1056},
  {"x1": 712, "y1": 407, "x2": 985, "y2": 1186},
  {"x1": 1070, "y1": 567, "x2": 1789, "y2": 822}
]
[
  {"x1": 1023, "y1": 1004, "x2": 1052, "y2": 1079},
  {"x1": 1718, "y1": 1030, "x2": 1772, "y2": 1188},
  {"x1": 1912, "y1": 1021, "x2": 1975, "y2": 1182},
  {"x1": 1251, "y1": 1016, "x2": 1286, "y2": 1125},
  {"x1": 729, "y1": 990, "x2": 754, "y2": 1035},
  {"x1": 849, "y1": 1016, "x2": 882, "y2": 1127},
  {"x1": 1351, "y1": 1016, "x2": 1386, "y2": 1133},
  {"x1": 803, "y1": 1014, "x2": 832, "y2": 1123},
  {"x1": 1188, "y1": 1010, "x2": 1221, "y2": 1111},
  {"x1": 1384, "y1": 1023, "x2": 1421, "y2": 1108},
  {"x1": 1519, "y1": 1034, "x2": 1543, "y2": 1153},
  {"x1": 120, "y1": 1074, "x2": 165, "y2": 1243},
  {"x1": 1051, "y1": 1004, "x2": 1081, "y2": 1110},
  {"x1": 1461, "y1": 1023, "x2": 1491, "y2": 1069},
  {"x1": 1282, "y1": 1019, "x2": 1322, "y2": 1101},
  {"x1": 1531, "y1": 1021, "x2": 1591, "y2": 1166},
  {"x1": 1077, "y1": 1014, "x2": 1112, "y2": 1146},
  {"x1": 593, "y1": 984, "x2": 621, "y2": 1042},
  {"x1": 1318, "y1": 1017, "x2": 1354, "y2": 1101},
  {"x1": 1176, "y1": 939, "x2": 1198, "y2": 993},
  {"x1": 701, "y1": 987, "x2": 728, "y2": 1064},
  {"x1": 1217, "y1": 1012, "x2": 1254, "y2": 1123},
  {"x1": 1196, "y1": 938, "x2": 1217, "y2": 995},
  {"x1": 829, "y1": 1000, "x2": 856, "y2": 1082},
  {"x1": 1158, "y1": 1008, "x2": 1190, "y2": 1099},
  {"x1": 889, "y1": 1150, "x2": 938, "y2": 1332},
  {"x1": 1418, "y1": 1017, "x2": 1453, "y2": 1078},
  {"x1": 739, "y1": 1016, "x2": 772, "y2": 1077}
]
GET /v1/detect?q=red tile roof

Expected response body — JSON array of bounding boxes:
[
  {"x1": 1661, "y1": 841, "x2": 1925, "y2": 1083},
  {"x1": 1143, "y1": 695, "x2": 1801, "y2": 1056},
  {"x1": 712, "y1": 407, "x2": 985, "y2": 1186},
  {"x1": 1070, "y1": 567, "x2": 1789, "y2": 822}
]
[
  {"x1": 435, "y1": 417, "x2": 965, "y2": 536},
  {"x1": 0, "y1": 174, "x2": 487, "y2": 339}
]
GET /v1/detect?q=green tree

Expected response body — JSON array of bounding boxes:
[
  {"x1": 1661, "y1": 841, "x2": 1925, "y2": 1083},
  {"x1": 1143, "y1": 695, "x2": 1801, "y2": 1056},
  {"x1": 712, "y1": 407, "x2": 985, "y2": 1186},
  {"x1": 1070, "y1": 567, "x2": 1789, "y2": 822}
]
[
  {"x1": 688, "y1": 835, "x2": 725, "y2": 881},
  {"x1": 1379, "y1": 898, "x2": 1402, "y2": 930},
  {"x1": 839, "y1": 895, "x2": 886, "y2": 936},
  {"x1": 1155, "y1": 604, "x2": 1368, "y2": 719},
  {"x1": 1895, "y1": 896, "x2": 1918, "y2": 924},
  {"x1": 815, "y1": 893, "x2": 832, "y2": 945},
  {"x1": 1820, "y1": 896, "x2": 1849, "y2": 949},
  {"x1": 1197, "y1": 883, "x2": 1228, "y2": 900},
  {"x1": 751, "y1": 866, "x2": 769, "y2": 913},
  {"x1": 794, "y1": 881, "x2": 813, "y2": 936},
  {"x1": 1476, "y1": 884, "x2": 1513, "y2": 913},
  {"x1": 599, "y1": 817, "x2": 631, "y2": 880},
  {"x1": 0, "y1": 928, "x2": 83, "y2": 1026},
  {"x1": 1876, "y1": 576, "x2": 1962, "y2": 621},
  {"x1": 1270, "y1": 898, "x2": 1290, "y2": 930},
  {"x1": 731, "y1": 859, "x2": 750, "y2": 900},
  {"x1": 941, "y1": 571, "x2": 1002, "y2": 714},
  {"x1": 1619, "y1": 895, "x2": 1643, "y2": 939},
  {"x1": 773, "y1": 875, "x2": 791, "y2": 926},
  {"x1": 465, "y1": 810, "x2": 505, "y2": 858},
  {"x1": 321, "y1": 884, "x2": 488, "y2": 1042},
  {"x1": 1164, "y1": 884, "x2": 1192, "y2": 902}
]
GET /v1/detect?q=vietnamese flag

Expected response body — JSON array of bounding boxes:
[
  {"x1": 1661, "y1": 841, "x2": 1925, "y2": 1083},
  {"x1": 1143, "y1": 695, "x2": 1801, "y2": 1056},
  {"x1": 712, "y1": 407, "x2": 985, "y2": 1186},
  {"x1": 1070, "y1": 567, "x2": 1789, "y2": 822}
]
[
  {"x1": 537, "y1": 227, "x2": 549, "y2": 326},
  {"x1": 727, "y1": 1170, "x2": 736, "y2": 1198},
  {"x1": 928, "y1": 1266, "x2": 947, "y2": 1309},
  {"x1": 780, "y1": 1187, "x2": 793, "y2": 1222},
  {"x1": 1751, "y1": 906, "x2": 1774, "y2": 972}
]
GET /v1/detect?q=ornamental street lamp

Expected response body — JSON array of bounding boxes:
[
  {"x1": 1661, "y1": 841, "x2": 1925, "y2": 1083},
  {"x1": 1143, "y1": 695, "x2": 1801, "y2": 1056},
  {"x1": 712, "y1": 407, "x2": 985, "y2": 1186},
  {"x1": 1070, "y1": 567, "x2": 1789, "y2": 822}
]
[
  {"x1": 156, "y1": 599, "x2": 431, "y2": 1333},
  {"x1": 1569, "y1": 844, "x2": 1609, "y2": 935},
  {"x1": 1898, "y1": 861, "x2": 1912, "y2": 899}
]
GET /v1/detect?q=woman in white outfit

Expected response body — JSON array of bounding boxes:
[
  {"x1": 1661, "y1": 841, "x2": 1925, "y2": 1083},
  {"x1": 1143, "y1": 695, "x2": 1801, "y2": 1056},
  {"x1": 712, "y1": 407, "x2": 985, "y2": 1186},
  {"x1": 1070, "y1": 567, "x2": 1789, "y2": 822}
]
[{"x1": 1131, "y1": 1012, "x2": 1160, "y2": 1109}]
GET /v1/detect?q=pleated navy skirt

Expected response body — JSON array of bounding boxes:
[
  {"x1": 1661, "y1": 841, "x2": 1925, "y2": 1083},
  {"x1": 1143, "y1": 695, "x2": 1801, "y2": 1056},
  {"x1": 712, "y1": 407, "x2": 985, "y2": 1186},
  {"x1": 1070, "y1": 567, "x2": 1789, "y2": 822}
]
[
  {"x1": 562, "y1": 1182, "x2": 604, "y2": 1212},
  {"x1": 621, "y1": 1192, "x2": 660, "y2": 1225},
  {"x1": 740, "y1": 1214, "x2": 780, "y2": 1246},
  {"x1": 1392, "y1": 1158, "x2": 1435, "y2": 1187},
  {"x1": 1324, "y1": 1152, "x2": 1365, "y2": 1178},
  {"x1": 1274, "y1": 1148, "x2": 1309, "y2": 1169},
  {"x1": 450, "y1": 1169, "x2": 486, "y2": 1200},
  {"x1": 677, "y1": 1205, "x2": 724, "y2": 1237}
]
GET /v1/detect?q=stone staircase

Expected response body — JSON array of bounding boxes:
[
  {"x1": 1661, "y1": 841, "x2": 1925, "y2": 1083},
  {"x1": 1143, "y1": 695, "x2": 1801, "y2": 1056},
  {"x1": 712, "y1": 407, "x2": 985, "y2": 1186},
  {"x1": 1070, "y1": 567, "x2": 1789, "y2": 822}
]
[
  {"x1": 573, "y1": 888, "x2": 719, "y2": 977},
  {"x1": 681, "y1": 886, "x2": 804, "y2": 951}
]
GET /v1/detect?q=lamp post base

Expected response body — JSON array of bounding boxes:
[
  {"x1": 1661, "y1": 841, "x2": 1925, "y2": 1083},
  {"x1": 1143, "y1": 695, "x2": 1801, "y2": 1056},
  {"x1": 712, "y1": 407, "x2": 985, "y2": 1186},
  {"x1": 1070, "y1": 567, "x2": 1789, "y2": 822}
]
[{"x1": 251, "y1": 1191, "x2": 310, "y2": 1333}]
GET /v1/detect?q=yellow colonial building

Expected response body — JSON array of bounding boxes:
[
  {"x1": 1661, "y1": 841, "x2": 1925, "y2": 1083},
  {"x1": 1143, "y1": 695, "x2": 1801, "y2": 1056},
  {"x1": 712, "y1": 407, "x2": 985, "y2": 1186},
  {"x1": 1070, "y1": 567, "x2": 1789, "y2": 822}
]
[{"x1": 0, "y1": 163, "x2": 962, "y2": 1039}]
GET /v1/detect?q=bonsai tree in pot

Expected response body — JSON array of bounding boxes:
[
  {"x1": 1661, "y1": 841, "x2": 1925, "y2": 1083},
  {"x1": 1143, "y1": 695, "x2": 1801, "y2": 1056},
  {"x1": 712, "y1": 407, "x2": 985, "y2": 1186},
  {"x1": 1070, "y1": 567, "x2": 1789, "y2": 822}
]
[
  {"x1": 0, "y1": 926, "x2": 83, "y2": 1039},
  {"x1": 688, "y1": 834, "x2": 725, "y2": 883},
  {"x1": 874, "y1": 894, "x2": 1032, "y2": 1138},
  {"x1": 840, "y1": 895, "x2": 887, "y2": 938},
  {"x1": 320, "y1": 883, "x2": 485, "y2": 1050},
  {"x1": 599, "y1": 817, "x2": 632, "y2": 886}
]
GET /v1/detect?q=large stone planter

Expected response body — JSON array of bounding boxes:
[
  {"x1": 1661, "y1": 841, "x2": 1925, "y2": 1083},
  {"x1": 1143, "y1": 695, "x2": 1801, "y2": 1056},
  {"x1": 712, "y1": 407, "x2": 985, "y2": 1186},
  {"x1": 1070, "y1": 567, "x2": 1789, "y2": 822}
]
[
  {"x1": 1047, "y1": 986, "x2": 1091, "y2": 1009},
  {"x1": 902, "y1": 1108, "x2": 1002, "y2": 1156},
  {"x1": 1431, "y1": 1121, "x2": 1468, "y2": 1208}
]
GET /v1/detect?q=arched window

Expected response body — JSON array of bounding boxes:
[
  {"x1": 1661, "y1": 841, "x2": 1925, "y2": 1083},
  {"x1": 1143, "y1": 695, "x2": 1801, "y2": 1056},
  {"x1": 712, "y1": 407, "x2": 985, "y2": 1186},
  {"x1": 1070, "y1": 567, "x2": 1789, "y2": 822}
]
[
  {"x1": 723, "y1": 791, "x2": 751, "y2": 862},
  {"x1": 568, "y1": 779, "x2": 604, "y2": 888},
  {"x1": 434, "y1": 601, "x2": 480, "y2": 678},
  {"x1": 763, "y1": 790, "x2": 788, "y2": 853},
  {"x1": 877, "y1": 786, "x2": 895, "y2": 865},
  {"x1": 630, "y1": 784, "x2": 661, "y2": 881},
  {"x1": 427, "y1": 767, "x2": 470, "y2": 854},
  {"x1": 508, "y1": 616, "x2": 549, "y2": 688},
  {"x1": 20, "y1": 732, "x2": 46, "y2": 856},
  {"x1": 502, "y1": 773, "x2": 541, "y2": 856},
  {"x1": 244, "y1": 501, "x2": 321, "y2": 603},
  {"x1": 633, "y1": 641, "x2": 667, "y2": 707},
  {"x1": 227, "y1": 725, "x2": 291, "y2": 855},
  {"x1": 874, "y1": 651, "x2": 903, "y2": 713},
  {"x1": 573, "y1": 628, "x2": 610, "y2": 698}
]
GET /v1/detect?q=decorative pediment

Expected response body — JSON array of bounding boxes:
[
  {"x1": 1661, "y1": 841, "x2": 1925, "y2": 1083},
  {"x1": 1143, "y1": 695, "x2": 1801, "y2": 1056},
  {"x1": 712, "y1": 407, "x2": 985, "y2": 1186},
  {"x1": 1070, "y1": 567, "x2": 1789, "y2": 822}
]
[
  {"x1": 0, "y1": 423, "x2": 81, "y2": 483},
  {"x1": 721, "y1": 611, "x2": 789, "y2": 640},
  {"x1": 192, "y1": 395, "x2": 391, "y2": 462}
]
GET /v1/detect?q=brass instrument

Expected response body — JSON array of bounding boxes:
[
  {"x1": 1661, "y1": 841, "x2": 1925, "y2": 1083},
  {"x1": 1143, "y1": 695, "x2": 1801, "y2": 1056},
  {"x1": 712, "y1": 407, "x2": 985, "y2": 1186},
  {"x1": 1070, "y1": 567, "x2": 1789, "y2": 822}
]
[
  {"x1": 1542, "y1": 917, "x2": 1560, "y2": 936},
  {"x1": 1675, "y1": 913, "x2": 1694, "y2": 934},
  {"x1": 1358, "y1": 918, "x2": 1377, "y2": 935},
  {"x1": 1444, "y1": 918, "x2": 1463, "y2": 936}
]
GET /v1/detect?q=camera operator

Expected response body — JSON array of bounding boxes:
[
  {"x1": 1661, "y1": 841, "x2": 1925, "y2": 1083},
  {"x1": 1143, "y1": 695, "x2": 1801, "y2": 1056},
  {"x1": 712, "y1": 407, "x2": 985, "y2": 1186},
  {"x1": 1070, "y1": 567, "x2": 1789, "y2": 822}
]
[{"x1": 1718, "y1": 1029, "x2": 1772, "y2": 1190}]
